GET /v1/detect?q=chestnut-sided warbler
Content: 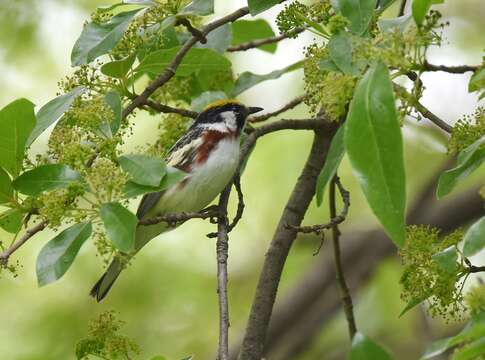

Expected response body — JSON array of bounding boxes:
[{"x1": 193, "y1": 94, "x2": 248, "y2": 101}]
[{"x1": 90, "y1": 100, "x2": 263, "y2": 301}]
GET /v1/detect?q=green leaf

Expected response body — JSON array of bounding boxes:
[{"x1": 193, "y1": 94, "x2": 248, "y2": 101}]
[
  {"x1": 100, "y1": 53, "x2": 136, "y2": 78},
  {"x1": 100, "y1": 202, "x2": 138, "y2": 252},
  {"x1": 71, "y1": 8, "x2": 143, "y2": 66},
  {"x1": 97, "y1": 0, "x2": 156, "y2": 12},
  {"x1": 378, "y1": 14, "x2": 412, "y2": 33},
  {"x1": 0, "y1": 209, "x2": 23, "y2": 234},
  {"x1": 196, "y1": 24, "x2": 232, "y2": 53},
  {"x1": 104, "y1": 91, "x2": 122, "y2": 136},
  {"x1": 337, "y1": 0, "x2": 377, "y2": 35},
  {"x1": 124, "y1": 167, "x2": 186, "y2": 198},
  {"x1": 247, "y1": 0, "x2": 280, "y2": 15},
  {"x1": 422, "y1": 313, "x2": 485, "y2": 359},
  {"x1": 135, "y1": 47, "x2": 231, "y2": 76},
  {"x1": 231, "y1": 19, "x2": 276, "y2": 53},
  {"x1": 36, "y1": 222, "x2": 92, "y2": 286},
  {"x1": 344, "y1": 61, "x2": 406, "y2": 247},
  {"x1": 231, "y1": 61, "x2": 303, "y2": 96},
  {"x1": 463, "y1": 216, "x2": 485, "y2": 257},
  {"x1": 412, "y1": 0, "x2": 444, "y2": 26},
  {"x1": 13, "y1": 164, "x2": 83, "y2": 196},
  {"x1": 150, "y1": 357, "x2": 167, "y2": 360},
  {"x1": 378, "y1": 0, "x2": 399, "y2": 10},
  {"x1": 432, "y1": 246, "x2": 458, "y2": 273},
  {"x1": 436, "y1": 137, "x2": 485, "y2": 198},
  {"x1": 181, "y1": 0, "x2": 214, "y2": 15},
  {"x1": 191, "y1": 91, "x2": 227, "y2": 112},
  {"x1": 27, "y1": 87, "x2": 85, "y2": 146},
  {"x1": 452, "y1": 338, "x2": 485, "y2": 360},
  {"x1": 316, "y1": 126, "x2": 345, "y2": 206},
  {"x1": 350, "y1": 332, "x2": 393, "y2": 360},
  {"x1": 0, "y1": 167, "x2": 13, "y2": 204},
  {"x1": 0, "y1": 99, "x2": 36, "y2": 177},
  {"x1": 319, "y1": 58, "x2": 341, "y2": 72},
  {"x1": 118, "y1": 154, "x2": 166, "y2": 187},
  {"x1": 399, "y1": 295, "x2": 427, "y2": 317},
  {"x1": 468, "y1": 68, "x2": 485, "y2": 92},
  {"x1": 328, "y1": 32, "x2": 358, "y2": 75}
]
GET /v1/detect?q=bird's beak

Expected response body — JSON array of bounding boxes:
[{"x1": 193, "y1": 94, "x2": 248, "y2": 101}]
[{"x1": 248, "y1": 106, "x2": 264, "y2": 114}]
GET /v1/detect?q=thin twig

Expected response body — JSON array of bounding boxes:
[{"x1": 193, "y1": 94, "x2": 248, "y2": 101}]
[
  {"x1": 216, "y1": 185, "x2": 232, "y2": 360},
  {"x1": 122, "y1": 6, "x2": 250, "y2": 120},
  {"x1": 468, "y1": 265, "x2": 485, "y2": 273},
  {"x1": 289, "y1": 177, "x2": 350, "y2": 234},
  {"x1": 422, "y1": 61, "x2": 480, "y2": 74},
  {"x1": 329, "y1": 177, "x2": 357, "y2": 340},
  {"x1": 175, "y1": 18, "x2": 207, "y2": 43},
  {"x1": 227, "y1": 27, "x2": 304, "y2": 52},
  {"x1": 394, "y1": 83, "x2": 453, "y2": 133},
  {"x1": 0, "y1": 221, "x2": 48, "y2": 265},
  {"x1": 143, "y1": 99, "x2": 198, "y2": 118},
  {"x1": 398, "y1": 0, "x2": 406, "y2": 16},
  {"x1": 250, "y1": 95, "x2": 306, "y2": 123},
  {"x1": 228, "y1": 174, "x2": 245, "y2": 232}
]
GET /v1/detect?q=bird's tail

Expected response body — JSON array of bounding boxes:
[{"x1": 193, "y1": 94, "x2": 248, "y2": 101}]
[{"x1": 89, "y1": 257, "x2": 124, "y2": 302}]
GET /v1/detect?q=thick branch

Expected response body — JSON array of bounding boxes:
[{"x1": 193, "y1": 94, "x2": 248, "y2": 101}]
[
  {"x1": 237, "y1": 124, "x2": 337, "y2": 360},
  {"x1": 0, "y1": 221, "x2": 48, "y2": 265},
  {"x1": 216, "y1": 184, "x2": 232, "y2": 360},
  {"x1": 138, "y1": 209, "x2": 219, "y2": 226},
  {"x1": 122, "y1": 6, "x2": 250, "y2": 120},
  {"x1": 423, "y1": 61, "x2": 480, "y2": 74},
  {"x1": 249, "y1": 96, "x2": 306, "y2": 123},
  {"x1": 227, "y1": 27, "x2": 304, "y2": 52},
  {"x1": 329, "y1": 177, "x2": 356, "y2": 340}
]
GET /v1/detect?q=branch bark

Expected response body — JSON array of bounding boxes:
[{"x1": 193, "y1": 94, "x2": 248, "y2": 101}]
[
  {"x1": 237, "y1": 123, "x2": 337, "y2": 360},
  {"x1": 249, "y1": 96, "x2": 306, "y2": 123},
  {"x1": 422, "y1": 61, "x2": 480, "y2": 74},
  {"x1": 227, "y1": 27, "x2": 304, "y2": 52},
  {"x1": 0, "y1": 221, "x2": 48, "y2": 266}
]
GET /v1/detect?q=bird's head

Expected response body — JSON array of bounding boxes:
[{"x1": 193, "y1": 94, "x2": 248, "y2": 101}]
[{"x1": 194, "y1": 99, "x2": 263, "y2": 134}]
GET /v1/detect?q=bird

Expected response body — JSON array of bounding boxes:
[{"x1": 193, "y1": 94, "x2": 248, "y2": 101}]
[{"x1": 90, "y1": 99, "x2": 263, "y2": 301}]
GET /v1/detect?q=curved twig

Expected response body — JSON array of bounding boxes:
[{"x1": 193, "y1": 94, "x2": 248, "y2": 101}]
[
  {"x1": 0, "y1": 221, "x2": 48, "y2": 266},
  {"x1": 227, "y1": 27, "x2": 305, "y2": 52},
  {"x1": 250, "y1": 95, "x2": 306, "y2": 123}
]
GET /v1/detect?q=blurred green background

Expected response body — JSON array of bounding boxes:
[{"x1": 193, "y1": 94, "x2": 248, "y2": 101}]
[{"x1": 0, "y1": 1, "x2": 483, "y2": 359}]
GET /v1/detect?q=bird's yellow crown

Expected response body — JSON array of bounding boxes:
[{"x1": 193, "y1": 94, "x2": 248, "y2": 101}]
[{"x1": 203, "y1": 99, "x2": 242, "y2": 111}]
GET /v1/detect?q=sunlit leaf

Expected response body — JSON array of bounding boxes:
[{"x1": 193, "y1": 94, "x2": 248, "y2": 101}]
[
  {"x1": 100, "y1": 53, "x2": 136, "y2": 78},
  {"x1": 71, "y1": 9, "x2": 143, "y2": 66},
  {"x1": 136, "y1": 47, "x2": 231, "y2": 76},
  {"x1": 0, "y1": 167, "x2": 13, "y2": 204},
  {"x1": 436, "y1": 136, "x2": 485, "y2": 198},
  {"x1": 231, "y1": 19, "x2": 276, "y2": 53},
  {"x1": 0, "y1": 98, "x2": 36, "y2": 177},
  {"x1": 0, "y1": 208, "x2": 23, "y2": 234},
  {"x1": 231, "y1": 61, "x2": 303, "y2": 96},
  {"x1": 118, "y1": 154, "x2": 166, "y2": 187},
  {"x1": 27, "y1": 87, "x2": 85, "y2": 146},
  {"x1": 463, "y1": 216, "x2": 485, "y2": 257},
  {"x1": 468, "y1": 68, "x2": 485, "y2": 93},
  {"x1": 247, "y1": 0, "x2": 280, "y2": 15},
  {"x1": 181, "y1": 0, "x2": 214, "y2": 15},
  {"x1": 412, "y1": 0, "x2": 444, "y2": 26},
  {"x1": 100, "y1": 202, "x2": 138, "y2": 252},
  {"x1": 124, "y1": 167, "x2": 186, "y2": 198},
  {"x1": 98, "y1": 0, "x2": 156, "y2": 12},
  {"x1": 350, "y1": 332, "x2": 393, "y2": 360},
  {"x1": 379, "y1": 14, "x2": 412, "y2": 33},
  {"x1": 13, "y1": 164, "x2": 83, "y2": 196},
  {"x1": 36, "y1": 222, "x2": 92, "y2": 286},
  {"x1": 328, "y1": 31, "x2": 359, "y2": 75},
  {"x1": 345, "y1": 61, "x2": 406, "y2": 247},
  {"x1": 432, "y1": 246, "x2": 458, "y2": 273},
  {"x1": 191, "y1": 91, "x2": 227, "y2": 111},
  {"x1": 337, "y1": 0, "x2": 377, "y2": 35},
  {"x1": 316, "y1": 126, "x2": 345, "y2": 206}
]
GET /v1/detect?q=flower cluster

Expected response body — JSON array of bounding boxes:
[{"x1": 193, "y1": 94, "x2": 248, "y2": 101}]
[
  {"x1": 399, "y1": 226, "x2": 466, "y2": 321},
  {"x1": 448, "y1": 107, "x2": 485, "y2": 154},
  {"x1": 75, "y1": 311, "x2": 140, "y2": 360},
  {"x1": 149, "y1": 113, "x2": 191, "y2": 157}
]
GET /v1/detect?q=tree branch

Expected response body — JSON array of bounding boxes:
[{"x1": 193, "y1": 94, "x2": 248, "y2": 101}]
[
  {"x1": 249, "y1": 96, "x2": 306, "y2": 123},
  {"x1": 422, "y1": 61, "x2": 480, "y2": 74},
  {"x1": 394, "y1": 83, "x2": 453, "y2": 133},
  {"x1": 122, "y1": 6, "x2": 250, "y2": 120},
  {"x1": 143, "y1": 99, "x2": 198, "y2": 118},
  {"x1": 227, "y1": 27, "x2": 305, "y2": 52},
  {"x1": 0, "y1": 221, "x2": 48, "y2": 266},
  {"x1": 175, "y1": 18, "x2": 207, "y2": 44},
  {"x1": 138, "y1": 208, "x2": 219, "y2": 226},
  {"x1": 216, "y1": 184, "x2": 232, "y2": 360},
  {"x1": 237, "y1": 122, "x2": 338, "y2": 360},
  {"x1": 329, "y1": 176, "x2": 356, "y2": 340}
]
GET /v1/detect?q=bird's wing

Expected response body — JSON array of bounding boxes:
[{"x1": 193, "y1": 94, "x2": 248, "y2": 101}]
[{"x1": 136, "y1": 127, "x2": 204, "y2": 219}]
